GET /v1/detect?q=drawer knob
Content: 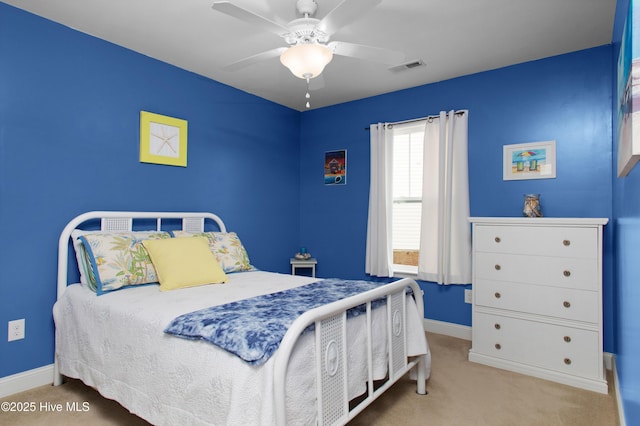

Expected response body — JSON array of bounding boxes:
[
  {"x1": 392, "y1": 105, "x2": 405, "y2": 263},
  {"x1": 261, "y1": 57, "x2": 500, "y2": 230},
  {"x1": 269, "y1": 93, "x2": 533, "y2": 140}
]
[
  {"x1": 563, "y1": 301, "x2": 571, "y2": 308},
  {"x1": 494, "y1": 237, "x2": 501, "y2": 243},
  {"x1": 494, "y1": 264, "x2": 501, "y2": 271},
  {"x1": 564, "y1": 336, "x2": 572, "y2": 343},
  {"x1": 564, "y1": 358, "x2": 572, "y2": 365},
  {"x1": 563, "y1": 270, "x2": 571, "y2": 277},
  {"x1": 563, "y1": 239, "x2": 571, "y2": 246},
  {"x1": 495, "y1": 292, "x2": 501, "y2": 299},
  {"x1": 495, "y1": 343, "x2": 501, "y2": 350},
  {"x1": 494, "y1": 323, "x2": 501, "y2": 330}
]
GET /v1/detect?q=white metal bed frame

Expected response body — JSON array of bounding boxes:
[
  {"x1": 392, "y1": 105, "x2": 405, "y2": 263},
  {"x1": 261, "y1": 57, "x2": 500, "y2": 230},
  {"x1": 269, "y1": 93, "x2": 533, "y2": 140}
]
[{"x1": 55, "y1": 211, "x2": 428, "y2": 426}]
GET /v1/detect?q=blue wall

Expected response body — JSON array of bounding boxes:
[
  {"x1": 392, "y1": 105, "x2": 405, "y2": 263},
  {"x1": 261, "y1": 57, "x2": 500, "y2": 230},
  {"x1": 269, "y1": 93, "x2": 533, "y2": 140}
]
[
  {"x1": 299, "y1": 47, "x2": 614, "y2": 343},
  {"x1": 0, "y1": 4, "x2": 300, "y2": 378},
  {"x1": 612, "y1": 0, "x2": 640, "y2": 423}
]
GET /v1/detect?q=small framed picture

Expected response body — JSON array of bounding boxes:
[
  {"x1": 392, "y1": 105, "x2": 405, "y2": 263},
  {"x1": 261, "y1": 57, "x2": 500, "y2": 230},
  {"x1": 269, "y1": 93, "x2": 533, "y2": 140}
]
[
  {"x1": 324, "y1": 150, "x2": 346, "y2": 185},
  {"x1": 139, "y1": 111, "x2": 188, "y2": 167},
  {"x1": 503, "y1": 141, "x2": 556, "y2": 180}
]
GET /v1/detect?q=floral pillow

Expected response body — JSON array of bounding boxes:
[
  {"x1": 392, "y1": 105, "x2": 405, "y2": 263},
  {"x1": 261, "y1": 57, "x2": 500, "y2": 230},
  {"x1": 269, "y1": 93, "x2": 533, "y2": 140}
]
[
  {"x1": 78, "y1": 231, "x2": 171, "y2": 295},
  {"x1": 172, "y1": 231, "x2": 255, "y2": 273}
]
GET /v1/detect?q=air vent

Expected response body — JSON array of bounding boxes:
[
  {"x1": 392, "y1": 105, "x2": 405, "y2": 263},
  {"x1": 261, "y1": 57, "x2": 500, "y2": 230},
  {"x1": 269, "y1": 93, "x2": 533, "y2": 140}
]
[{"x1": 388, "y1": 59, "x2": 426, "y2": 72}]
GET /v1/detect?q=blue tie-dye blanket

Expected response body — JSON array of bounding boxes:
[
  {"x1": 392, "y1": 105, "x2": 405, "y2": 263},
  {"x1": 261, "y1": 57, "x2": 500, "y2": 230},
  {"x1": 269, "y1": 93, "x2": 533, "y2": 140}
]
[{"x1": 164, "y1": 279, "x2": 395, "y2": 366}]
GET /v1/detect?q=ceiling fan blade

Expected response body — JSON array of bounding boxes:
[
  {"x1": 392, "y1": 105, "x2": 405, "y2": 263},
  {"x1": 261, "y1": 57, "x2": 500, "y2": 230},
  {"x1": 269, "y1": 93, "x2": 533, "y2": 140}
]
[
  {"x1": 328, "y1": 41, "x2": 405, "y2": 65},
  {"x1": 318, "y1": 0, "x2": 382, "y2": 35},
  {"x1": 212, "y1": 1, "x2": 290, "y2": 36},
  {"x1": 222, "y1": 47, "x2": 287, "y2": 72}
]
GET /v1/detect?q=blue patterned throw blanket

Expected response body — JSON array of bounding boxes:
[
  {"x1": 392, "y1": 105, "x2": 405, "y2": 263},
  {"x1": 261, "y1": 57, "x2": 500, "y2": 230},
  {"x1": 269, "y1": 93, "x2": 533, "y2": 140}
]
[{"x1": 164, "y1": 279, "x2": 395, "y2": 366}]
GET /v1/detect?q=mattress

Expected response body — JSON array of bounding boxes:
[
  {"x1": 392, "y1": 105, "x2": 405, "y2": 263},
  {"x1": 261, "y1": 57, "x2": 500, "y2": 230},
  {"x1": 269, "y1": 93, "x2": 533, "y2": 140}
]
[{"x1": 53, "y1": 270, "x2": 430, "y2": 425}]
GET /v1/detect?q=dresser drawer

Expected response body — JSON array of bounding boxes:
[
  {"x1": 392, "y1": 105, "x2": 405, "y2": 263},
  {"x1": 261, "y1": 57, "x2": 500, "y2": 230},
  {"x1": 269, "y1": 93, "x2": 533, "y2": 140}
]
[
  {"x1": 472, "y1": 312, "x2": 600, "y2": 379},
  {"x1": 475, "y1": 252, "x2": 598, "y2": 290},
  {"x1": 473, "y1": 225, "x2": 597, "y2": 258},
  {"x1": 475, "y1": 279, "x2": 598, "y2": 322}
]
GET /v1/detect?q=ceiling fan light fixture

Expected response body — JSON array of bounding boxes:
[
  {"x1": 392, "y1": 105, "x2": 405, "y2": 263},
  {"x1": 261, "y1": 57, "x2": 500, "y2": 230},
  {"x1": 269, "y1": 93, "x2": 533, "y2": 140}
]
[{"x1": 280, "y1": 43, "x2": 333, "y2": 79}]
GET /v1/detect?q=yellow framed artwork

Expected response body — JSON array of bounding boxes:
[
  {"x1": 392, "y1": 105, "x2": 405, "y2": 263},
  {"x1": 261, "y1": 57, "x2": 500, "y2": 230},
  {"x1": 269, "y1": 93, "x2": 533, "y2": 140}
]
[{"x1": 139, "y1": 111, "x2": 188, "y2": 167}]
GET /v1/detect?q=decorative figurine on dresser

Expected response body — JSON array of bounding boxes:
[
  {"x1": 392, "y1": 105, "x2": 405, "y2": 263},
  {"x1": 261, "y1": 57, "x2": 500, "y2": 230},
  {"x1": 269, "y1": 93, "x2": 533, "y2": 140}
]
[
  {"x1": 468, "y1": 217, "x2": 608, "y2": 393},
  {"x1": 522, "y1": 194, "x2": 542, "y2": 217}
]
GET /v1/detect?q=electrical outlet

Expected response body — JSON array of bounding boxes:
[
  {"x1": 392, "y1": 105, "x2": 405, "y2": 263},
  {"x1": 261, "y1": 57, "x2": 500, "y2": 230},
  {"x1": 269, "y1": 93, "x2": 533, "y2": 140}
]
[
  {"x1": 8, "y1": 319, "x2": 25, "y2": 342},
  {"x1": 464, "y1": 289, "x2": 472, "y2": 304}
]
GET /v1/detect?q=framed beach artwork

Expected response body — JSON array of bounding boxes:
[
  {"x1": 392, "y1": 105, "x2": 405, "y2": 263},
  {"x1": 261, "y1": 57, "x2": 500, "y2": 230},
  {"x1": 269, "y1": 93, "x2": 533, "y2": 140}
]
[
  {"x1": 503, "y1": 141, "x2": 556, "y2": 181},
  {"x1": 324, "y1": 150, "x2": 346, "y2": 185},
  {"x1": 617, "y1": 0, "x2": 640, "y2": 177}
]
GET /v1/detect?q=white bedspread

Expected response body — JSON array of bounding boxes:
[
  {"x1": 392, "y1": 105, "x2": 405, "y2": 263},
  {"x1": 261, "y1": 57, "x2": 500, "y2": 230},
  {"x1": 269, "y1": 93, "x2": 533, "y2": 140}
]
[{"x1": 53, "y1": 271, "x2": 430, "y2": 425}]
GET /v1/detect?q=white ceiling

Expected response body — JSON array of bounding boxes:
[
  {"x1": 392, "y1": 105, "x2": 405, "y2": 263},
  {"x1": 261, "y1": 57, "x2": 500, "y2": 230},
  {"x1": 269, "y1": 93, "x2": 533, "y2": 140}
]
[{"x1": 4, "y1": 0, "x2": 617, "y2": 111}]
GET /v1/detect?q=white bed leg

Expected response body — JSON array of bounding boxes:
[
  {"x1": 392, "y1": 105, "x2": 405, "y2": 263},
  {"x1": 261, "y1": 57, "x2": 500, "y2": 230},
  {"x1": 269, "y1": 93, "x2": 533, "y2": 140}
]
[
  {"x1": 53, "y1": 360, "x2": 63, "y2": 386},
  {"x1": 415, "y1": 355, "x2": 427, "y2": 395}
]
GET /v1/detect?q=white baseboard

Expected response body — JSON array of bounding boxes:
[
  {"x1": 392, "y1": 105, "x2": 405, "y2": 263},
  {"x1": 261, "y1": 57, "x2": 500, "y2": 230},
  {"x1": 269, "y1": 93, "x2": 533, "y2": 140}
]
[
  {"x1": 423, "y1": 318, "x2": 472, "y2": 340},
  {"x1": 610, "y1": 354, "x2": 626, "y2": 426},
  {"x1": 604, "y1": 352, "x2": 613, "y2": 371},
  {"x1": 0, "y1": 364, "x2": 53, "y2": 398}
]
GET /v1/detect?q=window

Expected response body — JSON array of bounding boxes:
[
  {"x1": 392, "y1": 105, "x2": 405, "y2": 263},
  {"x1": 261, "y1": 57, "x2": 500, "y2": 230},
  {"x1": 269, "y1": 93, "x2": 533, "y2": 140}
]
[
  {"x1": 391, "y1": 123, "x2": 424, "y2": 269},
  {"x1": 366, "y1": 111, "x2": 470, "y2": 284}
]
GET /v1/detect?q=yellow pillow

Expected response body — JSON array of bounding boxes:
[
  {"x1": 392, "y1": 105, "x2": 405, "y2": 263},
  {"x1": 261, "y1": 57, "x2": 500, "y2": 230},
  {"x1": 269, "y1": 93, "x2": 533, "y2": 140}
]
[{"x1": 142, "y1": 237, "x2": 227, "y2": 291}]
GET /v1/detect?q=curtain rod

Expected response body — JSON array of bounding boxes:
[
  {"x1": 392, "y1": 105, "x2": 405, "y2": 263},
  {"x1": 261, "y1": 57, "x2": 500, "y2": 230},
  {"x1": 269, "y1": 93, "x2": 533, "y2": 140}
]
[{"x1": 364, "y1": 110, "x2": 466, "y2": 131}]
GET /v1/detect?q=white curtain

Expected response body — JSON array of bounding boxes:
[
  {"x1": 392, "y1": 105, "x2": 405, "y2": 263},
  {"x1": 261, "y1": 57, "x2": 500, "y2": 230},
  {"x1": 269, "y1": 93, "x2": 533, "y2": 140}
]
[
  {"x1": 417, "y1": 110, "x2": 471, "y2": 284},
  {"x1": 365, "y1": 123, "x2": 394, "y2": 277},
  {"x1": 365, "y1": 111, "x2": 471, "y2": 284}
]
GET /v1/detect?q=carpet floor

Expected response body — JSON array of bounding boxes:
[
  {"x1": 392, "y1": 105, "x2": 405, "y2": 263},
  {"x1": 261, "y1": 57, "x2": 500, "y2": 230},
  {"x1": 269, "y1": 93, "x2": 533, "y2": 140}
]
[{"x1": 0, "y1": 332, "x2": 619, "y2": 425}]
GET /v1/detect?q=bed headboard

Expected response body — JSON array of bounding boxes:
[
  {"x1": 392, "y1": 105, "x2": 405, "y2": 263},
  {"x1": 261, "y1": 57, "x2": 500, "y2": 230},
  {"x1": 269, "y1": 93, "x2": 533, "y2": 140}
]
[{"x1": 57, "y1": 211, "x2": 226, "y2": 300}]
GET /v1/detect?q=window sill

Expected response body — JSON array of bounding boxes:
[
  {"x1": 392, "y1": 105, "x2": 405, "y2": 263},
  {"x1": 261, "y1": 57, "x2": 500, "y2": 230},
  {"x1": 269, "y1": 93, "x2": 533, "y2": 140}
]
[{"x1": 392, "y1": 264, "x2": 418, "y2": 279}]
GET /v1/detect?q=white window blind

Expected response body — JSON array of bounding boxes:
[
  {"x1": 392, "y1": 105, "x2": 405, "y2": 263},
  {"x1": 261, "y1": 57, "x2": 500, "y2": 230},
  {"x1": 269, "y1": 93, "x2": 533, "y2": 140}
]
[{"x1": 392, "y1": 123, "x2": 424, "y2": 253}]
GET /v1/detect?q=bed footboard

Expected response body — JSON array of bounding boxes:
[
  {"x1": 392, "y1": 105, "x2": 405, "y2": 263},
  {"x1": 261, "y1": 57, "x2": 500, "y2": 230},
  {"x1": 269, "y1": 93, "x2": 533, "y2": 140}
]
[{"x1": 273, "y1": 278, "x2": 427, "y2": 426}]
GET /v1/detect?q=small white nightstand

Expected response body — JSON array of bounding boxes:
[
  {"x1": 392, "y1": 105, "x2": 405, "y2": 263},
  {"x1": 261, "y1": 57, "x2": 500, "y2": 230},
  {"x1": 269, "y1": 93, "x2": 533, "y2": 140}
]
[{"x1": 290, "y1": 258, "x2": 317, "y2": 277}]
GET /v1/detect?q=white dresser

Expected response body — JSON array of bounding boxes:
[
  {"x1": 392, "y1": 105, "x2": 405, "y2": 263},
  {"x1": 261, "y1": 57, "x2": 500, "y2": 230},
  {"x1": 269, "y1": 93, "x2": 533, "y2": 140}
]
[{"x1": 468, "y1": 217, "x2": 608, "y2": 393}]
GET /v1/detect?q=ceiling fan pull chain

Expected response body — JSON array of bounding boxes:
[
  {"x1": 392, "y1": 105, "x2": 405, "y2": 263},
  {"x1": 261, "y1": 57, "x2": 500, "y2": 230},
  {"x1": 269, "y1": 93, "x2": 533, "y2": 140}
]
[{"x1": 305, "y1": 75, "x2": 311, "y2": 108}]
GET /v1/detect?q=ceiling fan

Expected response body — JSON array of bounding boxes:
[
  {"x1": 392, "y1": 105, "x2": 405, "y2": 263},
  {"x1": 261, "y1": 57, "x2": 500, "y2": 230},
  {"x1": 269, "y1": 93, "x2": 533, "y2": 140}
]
[{"x1": 211, "y1": 0, "x2": 405, "y2": 80}]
